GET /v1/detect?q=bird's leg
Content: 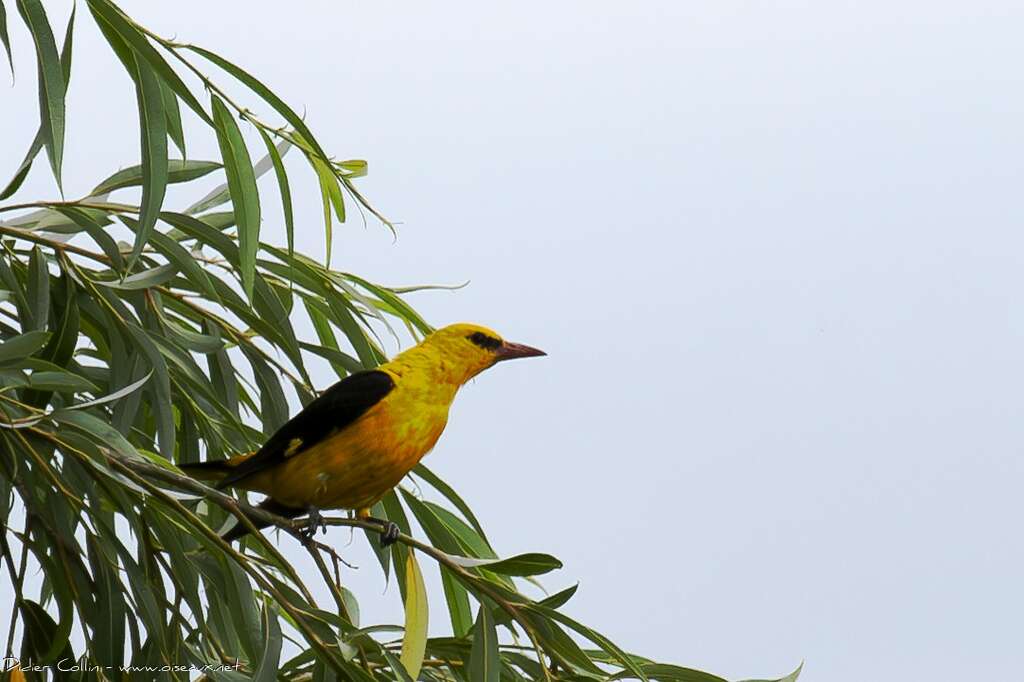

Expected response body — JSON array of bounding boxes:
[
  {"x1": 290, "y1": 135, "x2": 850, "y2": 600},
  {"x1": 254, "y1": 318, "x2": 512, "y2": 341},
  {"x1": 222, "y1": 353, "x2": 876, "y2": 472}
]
[
  {"x1": 356, "y1": 509, "x2": 401, "y2": 548},
  {"x1": 300, "y1": 507, "x2": 327, "y2": 541}
]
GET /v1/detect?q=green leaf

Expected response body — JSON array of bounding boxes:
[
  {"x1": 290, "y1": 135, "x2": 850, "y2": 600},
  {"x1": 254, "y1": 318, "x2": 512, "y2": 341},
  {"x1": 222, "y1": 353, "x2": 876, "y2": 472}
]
[
  {"x1": 312, "y1": 155, "x2": 344, "y2": 264},
  {"x1": 383, "y1": 651, "x2": 416, "y2": 682},
  {"x1": 345, "y1": 274, "x2": 433, "y2": 336},
  {"x1": 52, "y1": 409, "x2": 140, "y2": 461},
  {"x1": 85, "y1": 0, "x2": 211, "y2": 124},
  {"x1": 210, "y1": 94, "x2": 260, "y2": 299},
  {"x1": 127, "y1": 325, "x2": 174, "y2": 457},
  {"x1": 0, "y1": 330, "x2": 51, "y2": 363},
  {"x1": 86, "y1": 534, "x2": 127, "y2": 671},
  {"x1": 26, "y1": 370, "x2": 98, "y2": 393},
  {"x1": 0, "y1": 132, "x2": 42, "y2": 201},
  {"x1": 616, "y1": 665, "x2": 727, "y2": 682},
  {"x1": 440, "y1": 568, "x2": 473, "y2": 638},
  {"x1": 400, "y1": 551, "x2": 428, "y2": 681},
  {"x1": 205, "y1": 322, "x2": 238, "y2": 418},
  {"x1": 539, "y1": 583, "x2": 579, "y2": 610},
  {"x1": 21, "y1": 270, "x2": 77, "y2": 407},
  {"x1": 26, "y1": 246, "x2": 49, "y2": 331},
  {"x1": 90, "y1": 159, "x2": 220, "y2": 196},
  {"x1": 16, "y1": 0, "x2": 66, "y2": 188},
  {"x1": 0, "y1": 0, "x2": 13, "y2": 78},
  {"x1": 242, "y1": 346, "x2": 288, "y2": 432},
  {"x1": 181, "y1": 124, "x2": 291, "y2": 218},
  {"x1": 161, "y1": 78, "x2": 186, "y2": 158},
  {"x1": 529, "y1": 603, "x2": 648, "y2": 681},
  {"x1": 445, "y1": 552, "x2": 562, "y2": 577},
  {"x1": 127, "y1": 49, "x2": 168, "y2": 267},
  {"x1": 159, "y1": 210, "x2": 238, "y2": 265},
  {"x1": 98, "y1": 263, "x2": 178, "y2": 290},
  {"x1": 0, "y1": 3, "x2": 72, "y2": 200},
  {"x1": 252, "y1": 605, "x2": 283, "y2": 682},
  {"x1": 521, "y1": 611, "x2": 604, "y2": 677},
  {"x1": 162, "y1": 317, "x2": 224, "y2": 353},
  {"x1": 19, "y1": 599, "x2": 74, "y2": 667},
  {"x1": 468, "y1": 605, "x2": 500, "y2": 682},
  {"x1": 53, "y1": 206, "x2": 124, "y2": 271},
  {"x1": 297, "y1": 341, "x2": 362, "y2": 377},
  {"x1": 258, "y1": 130, "x2": 294, "y2": 256},
  {"x1": 325, "y1": 293, "x2": 380, "y2": 368},
  {"x1": 147, "y1": 228, "x2": 219, "y2": 301}
]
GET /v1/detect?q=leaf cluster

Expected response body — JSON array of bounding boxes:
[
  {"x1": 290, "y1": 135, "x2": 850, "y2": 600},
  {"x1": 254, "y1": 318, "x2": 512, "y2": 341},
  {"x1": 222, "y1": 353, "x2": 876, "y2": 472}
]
[{"x1": 0, "y1": 2, "x2": 801, "y2": 681}]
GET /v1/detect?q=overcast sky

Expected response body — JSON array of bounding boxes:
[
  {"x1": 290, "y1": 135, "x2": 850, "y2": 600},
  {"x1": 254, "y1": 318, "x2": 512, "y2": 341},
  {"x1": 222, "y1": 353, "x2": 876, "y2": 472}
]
[{"x1": 4, "y1": 1, "x2": 1024, "y2": 680}]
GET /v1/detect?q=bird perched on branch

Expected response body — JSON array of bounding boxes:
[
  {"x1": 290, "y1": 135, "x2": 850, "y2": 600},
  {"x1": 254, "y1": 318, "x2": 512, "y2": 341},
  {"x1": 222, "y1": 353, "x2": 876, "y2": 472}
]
[{"x1": 181, "y1": 323, "x2": 545, "y2": 546}]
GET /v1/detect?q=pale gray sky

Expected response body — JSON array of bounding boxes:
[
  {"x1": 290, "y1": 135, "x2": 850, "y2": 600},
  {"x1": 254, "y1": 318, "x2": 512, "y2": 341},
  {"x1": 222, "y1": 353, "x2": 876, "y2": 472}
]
[{"x1": 4, "y1": 1, "x2": 1024, "y2": 680}]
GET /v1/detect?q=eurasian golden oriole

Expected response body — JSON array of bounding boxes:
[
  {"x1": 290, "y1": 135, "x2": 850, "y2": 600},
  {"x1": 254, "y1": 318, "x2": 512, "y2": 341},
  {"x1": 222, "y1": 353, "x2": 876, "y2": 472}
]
[{"x1": 181, "y1": 323, "x2": 545, "y2": 544}]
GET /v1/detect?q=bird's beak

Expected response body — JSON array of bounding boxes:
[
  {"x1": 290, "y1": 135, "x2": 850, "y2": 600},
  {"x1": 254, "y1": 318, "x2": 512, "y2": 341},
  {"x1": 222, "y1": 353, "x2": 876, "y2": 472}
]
[{"x1": 496, "y1": 341, "x2": 546, "y2": 362}]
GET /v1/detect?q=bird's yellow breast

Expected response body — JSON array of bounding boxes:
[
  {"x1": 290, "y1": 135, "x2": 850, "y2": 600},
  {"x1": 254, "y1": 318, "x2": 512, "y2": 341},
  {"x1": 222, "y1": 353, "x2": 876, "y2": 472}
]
[{"x1": 243, "y1": 367, "x2": 457, "y2": 511}]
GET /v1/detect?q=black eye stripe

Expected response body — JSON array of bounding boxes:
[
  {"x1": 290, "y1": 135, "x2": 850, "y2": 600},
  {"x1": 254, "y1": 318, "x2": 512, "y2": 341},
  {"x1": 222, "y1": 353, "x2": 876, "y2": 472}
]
[{"x1": 467, "y1": 331, "x2": 502, "y2": 350}]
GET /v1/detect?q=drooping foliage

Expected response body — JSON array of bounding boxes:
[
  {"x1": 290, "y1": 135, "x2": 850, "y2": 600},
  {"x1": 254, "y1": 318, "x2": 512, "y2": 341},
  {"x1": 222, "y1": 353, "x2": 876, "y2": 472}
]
[{"x1": 0, "y1": 2, "x2": 801, "y2": 680}]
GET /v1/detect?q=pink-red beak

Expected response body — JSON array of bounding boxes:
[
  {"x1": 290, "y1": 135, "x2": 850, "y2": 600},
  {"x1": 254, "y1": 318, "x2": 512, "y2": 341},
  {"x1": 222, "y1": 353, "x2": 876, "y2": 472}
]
[{"x1": 495, "y1": 341, "x2": 547, "y2": 362}]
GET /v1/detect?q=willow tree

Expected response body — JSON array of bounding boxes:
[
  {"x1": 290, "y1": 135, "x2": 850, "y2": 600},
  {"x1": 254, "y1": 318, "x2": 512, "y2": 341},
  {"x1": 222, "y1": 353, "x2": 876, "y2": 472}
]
[{"x1": 0, "y1": 2, "x2": 800, "y2": 681}]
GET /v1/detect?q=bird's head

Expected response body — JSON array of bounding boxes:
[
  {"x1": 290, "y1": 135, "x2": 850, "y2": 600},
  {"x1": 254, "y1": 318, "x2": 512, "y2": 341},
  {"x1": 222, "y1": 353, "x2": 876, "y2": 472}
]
[{"x1": 417, "y1": 323, "x2": 546, "y2": 384}]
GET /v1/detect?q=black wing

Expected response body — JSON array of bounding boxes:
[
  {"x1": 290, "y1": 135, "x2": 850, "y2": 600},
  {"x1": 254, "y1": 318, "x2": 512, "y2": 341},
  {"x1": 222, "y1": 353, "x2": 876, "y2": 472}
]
[{"x1": 217, "y1": 369, "x2": 395, "y2": 489}]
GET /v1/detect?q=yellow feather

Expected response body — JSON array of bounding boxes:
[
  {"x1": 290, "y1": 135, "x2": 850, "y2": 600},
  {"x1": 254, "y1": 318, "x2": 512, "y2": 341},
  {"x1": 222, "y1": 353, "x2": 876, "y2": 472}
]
[{"x1": 235, "y1": 323, "x2": 531, "y2": 512}]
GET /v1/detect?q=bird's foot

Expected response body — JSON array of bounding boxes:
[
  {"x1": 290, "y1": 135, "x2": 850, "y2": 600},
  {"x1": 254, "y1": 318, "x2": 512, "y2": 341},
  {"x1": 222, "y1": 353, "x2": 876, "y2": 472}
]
[
  {"x1": 362, "y1": 516, "x2": 401, "y2": 548},
  {"x1": 379, "y1": 521, "x2": 401, "y2": 548},
  {"x1": 300, "y1": 507, "x2": 327, "y2": 542}
]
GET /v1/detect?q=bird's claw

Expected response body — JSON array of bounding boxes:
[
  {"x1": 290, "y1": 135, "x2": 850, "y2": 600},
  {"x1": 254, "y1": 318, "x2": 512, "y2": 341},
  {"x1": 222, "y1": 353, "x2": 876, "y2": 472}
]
[
  {"x1": 379, "y1": 521, "x2": 401, "y2": 548},
  {"x1": 300, "y1": 508, "x2": 327, "y2": 542}
]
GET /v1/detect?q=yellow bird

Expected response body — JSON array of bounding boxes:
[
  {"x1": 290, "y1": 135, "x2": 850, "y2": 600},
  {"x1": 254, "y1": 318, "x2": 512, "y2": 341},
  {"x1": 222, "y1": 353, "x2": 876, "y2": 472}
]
[{"x1": 182, "y1": 323, "x2": 545, "y2": 544}]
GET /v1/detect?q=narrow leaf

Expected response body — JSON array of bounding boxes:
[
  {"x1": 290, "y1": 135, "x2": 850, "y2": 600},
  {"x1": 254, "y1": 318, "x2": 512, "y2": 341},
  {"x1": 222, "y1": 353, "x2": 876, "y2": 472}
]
[
  {"x1": 312, "y1": 156, "x2": 344, "y2": 264},
  {"x1": 19, "y1": 599, "x2": 74, "y2": 666},
  {"x1": 26, "y1": 246, "x2": 49, "y2": 331},
  {"x1": 468, "y1": 606, "x2": 500, "y2": 682},
  {"x1": 0, "y1": 0, "x2": 13, "y2": 78},
  {"x1": 160, "y1": 78, "x2": 186, "y2": 158},
  {"x1": 0, "y1": 330, "x2": 51, "y2": 363},
  {"x1": 97, "y1": 263, "x2": 178, "y2": 290},
  {"x1": 252, "y1": 606, "x2": 283, "y2": 682},
  {"x1": 26, "y1": 370, "x2": 97, "y2": 393},
  {"x1": 440, "y1": 569, "x2": 473, "y2": 638},
  {"x1": 210, "y1": 94, "x2": 260, "y2": 298},
  {"x1": 539, "y1": 583, "x2": 579, "y2": 611},
  {"x1": 400, "y1": 551, "x2": 428, "y2": 680},
  {"x1": 16, "y1": 0, "x2": 65, "y2": 187},
  {"x1": 183, "y1": 132, "x2": 287, "y2": 215},
  {"x1": 258, "y1": 129, "x2": 294, "y2": 256},
  {"x1": 90, "y1": 159, "x2": 220, "y2": 196},
  {"x1": 127, "y1": 50, "x2": 168, "y2": 267},
  {"x1": 444, "y1": 552, "x2": 562, "y2": 577},
  {"x1": 0, "y1": 4, "x2": 72, "y2": 200}
]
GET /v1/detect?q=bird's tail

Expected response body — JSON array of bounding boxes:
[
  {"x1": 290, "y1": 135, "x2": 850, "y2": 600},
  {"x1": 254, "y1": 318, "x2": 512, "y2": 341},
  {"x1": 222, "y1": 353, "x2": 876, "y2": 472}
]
[
  {"x1": 178, "y1": 451, "x2": 257, "y2": 485},
  {"x1": 179, "y1": 454, "x2": 303, "y2": 542},
  {"x1": 221, "y1": 498, "x2": 305, "y2": 543},
  {"x1": 178, "y1": 459, "x2": 233, "y2": 482}
]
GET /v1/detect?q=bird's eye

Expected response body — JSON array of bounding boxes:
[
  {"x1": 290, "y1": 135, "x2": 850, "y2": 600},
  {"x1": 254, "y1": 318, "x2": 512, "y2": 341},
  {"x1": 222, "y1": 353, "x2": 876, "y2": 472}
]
[{"x1": 467, "y1": 331, "x2": 502, "y2": 351}]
